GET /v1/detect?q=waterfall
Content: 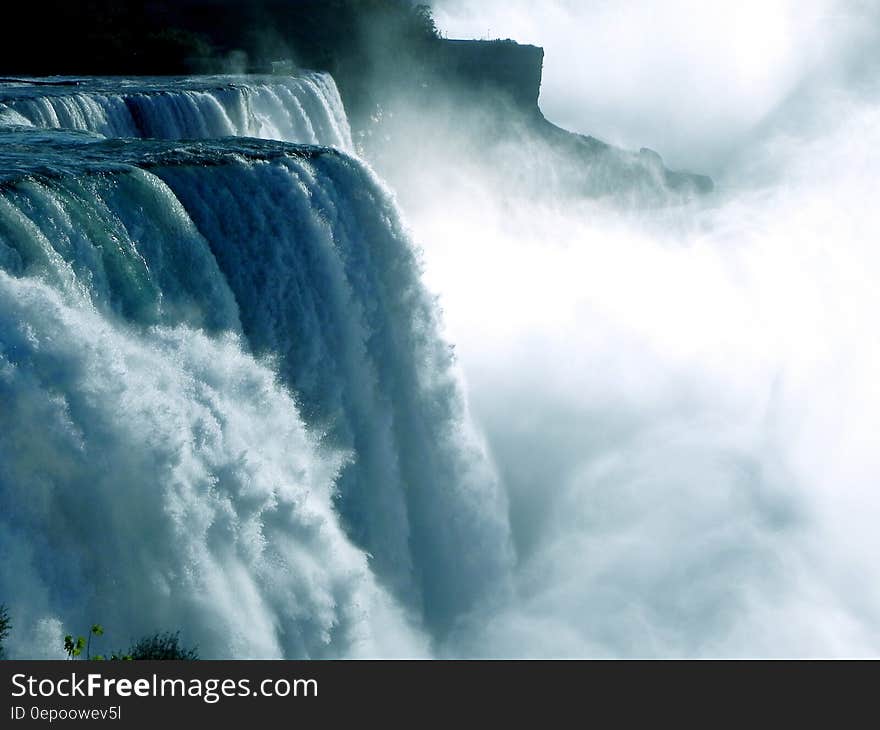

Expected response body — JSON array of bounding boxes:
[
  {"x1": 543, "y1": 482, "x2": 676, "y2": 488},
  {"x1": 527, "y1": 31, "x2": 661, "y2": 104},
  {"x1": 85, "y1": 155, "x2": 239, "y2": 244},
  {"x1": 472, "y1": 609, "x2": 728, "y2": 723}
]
[
  {"x1": 0, "y1": 73, "x2": 353, "y2": 150},
  {"x1": 0, "y1": 81, "x2": 511, "y2": 658}
]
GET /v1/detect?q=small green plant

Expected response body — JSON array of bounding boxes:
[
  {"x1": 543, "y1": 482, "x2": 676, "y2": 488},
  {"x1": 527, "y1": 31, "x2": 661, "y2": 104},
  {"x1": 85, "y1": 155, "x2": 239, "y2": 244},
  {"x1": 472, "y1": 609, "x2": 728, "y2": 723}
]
[
  {"x1": 63, "y1": 634, "x2": 86, "y2": 659},
  {"x1": 64, "y1": 623, "x2": 105, "y2": 660},
  {"x1": 87, "y1": 624, "x2": 103, "y2": 659}
]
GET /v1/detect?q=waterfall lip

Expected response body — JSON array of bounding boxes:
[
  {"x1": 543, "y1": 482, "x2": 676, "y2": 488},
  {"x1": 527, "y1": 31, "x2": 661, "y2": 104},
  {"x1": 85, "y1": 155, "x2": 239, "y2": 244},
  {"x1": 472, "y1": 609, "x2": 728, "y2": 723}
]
[
  {"x1": 0, "y1": 73, "x2": 328, "y2": 103},
  {"x1": 0, "y1": 128, "x2": 340, "y2": 185},
  {"x1": 0, "y1": 71, "x2": 355, "y2": 153},
  {"x1": 0, "y1": 77, "x2": 86, "y2": 88}
]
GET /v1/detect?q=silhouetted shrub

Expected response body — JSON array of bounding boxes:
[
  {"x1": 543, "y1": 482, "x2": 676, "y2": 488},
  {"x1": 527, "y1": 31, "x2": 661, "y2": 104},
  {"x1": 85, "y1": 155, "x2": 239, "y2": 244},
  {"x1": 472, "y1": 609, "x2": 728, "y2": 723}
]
[
  {"x1": 127, "y1": 632, "x2": 199, "y2": 660},
  {"x1": 0, "y1": 605, "x2": 10, "y2": 659}
]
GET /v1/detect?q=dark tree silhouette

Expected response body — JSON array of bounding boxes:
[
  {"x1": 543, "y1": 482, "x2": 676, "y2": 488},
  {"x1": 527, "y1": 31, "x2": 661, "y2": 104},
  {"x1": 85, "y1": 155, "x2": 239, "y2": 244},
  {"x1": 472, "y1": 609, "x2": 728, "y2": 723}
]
[
  {"x1": 127, "y1": 632, "x2": 199, "y2": 660},
  {"x1": 0, "y1": 605, "x2": 10, "y2": 659}
]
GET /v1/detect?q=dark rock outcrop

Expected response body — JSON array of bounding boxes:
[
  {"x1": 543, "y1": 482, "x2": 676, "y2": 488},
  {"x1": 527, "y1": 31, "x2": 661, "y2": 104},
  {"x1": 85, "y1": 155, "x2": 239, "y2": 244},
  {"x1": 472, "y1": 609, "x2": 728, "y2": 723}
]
[
  {"x1": 359, "y1": 36, "x2": 713, "y2": 202},
  {"x1": 430, "y1": 40, "x2": 545, "y2": 112}
]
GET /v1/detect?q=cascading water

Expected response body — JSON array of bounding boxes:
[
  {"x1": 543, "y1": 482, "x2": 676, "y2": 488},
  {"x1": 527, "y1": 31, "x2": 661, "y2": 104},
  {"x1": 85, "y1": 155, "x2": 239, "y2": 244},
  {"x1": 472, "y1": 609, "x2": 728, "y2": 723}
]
[
  {"x1": 0, "y1": 73, "x2": 353, "y2": 150},
  {"x1": 0, "y1": 77, "x2": 512, "y2": 658}
]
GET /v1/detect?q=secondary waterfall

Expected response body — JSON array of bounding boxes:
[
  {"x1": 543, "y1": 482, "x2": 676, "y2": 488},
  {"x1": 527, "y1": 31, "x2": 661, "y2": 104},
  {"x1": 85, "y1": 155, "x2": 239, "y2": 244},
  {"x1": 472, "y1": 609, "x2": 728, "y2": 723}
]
[{"x1": 0, "y1": 73, "x2": 353, "y2": 150}]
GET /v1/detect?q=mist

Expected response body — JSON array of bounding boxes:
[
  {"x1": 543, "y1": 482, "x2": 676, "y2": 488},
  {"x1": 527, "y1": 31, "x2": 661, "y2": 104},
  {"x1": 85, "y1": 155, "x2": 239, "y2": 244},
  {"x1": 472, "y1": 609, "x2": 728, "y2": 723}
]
[
  {"x1": 377, "y1": 1, "x2": 880, "y2": 655},
  {"x1": 432, "y1": 0, "x2": 880, "y2": 174}
]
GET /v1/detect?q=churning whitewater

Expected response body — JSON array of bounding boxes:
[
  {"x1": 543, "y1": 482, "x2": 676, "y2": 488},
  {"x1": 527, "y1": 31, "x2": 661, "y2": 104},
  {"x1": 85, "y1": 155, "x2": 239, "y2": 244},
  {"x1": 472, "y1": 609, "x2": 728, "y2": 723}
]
[{"x1": 0, "y1": 75, "x2": 512, "y2": 658}]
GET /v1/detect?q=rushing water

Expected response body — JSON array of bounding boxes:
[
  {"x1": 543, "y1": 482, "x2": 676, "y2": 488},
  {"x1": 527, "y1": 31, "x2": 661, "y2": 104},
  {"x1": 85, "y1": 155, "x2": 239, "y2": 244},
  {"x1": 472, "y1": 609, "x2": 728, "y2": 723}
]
[{"x1": 0, "y1": 75, "x2": 510, "y2": 658}]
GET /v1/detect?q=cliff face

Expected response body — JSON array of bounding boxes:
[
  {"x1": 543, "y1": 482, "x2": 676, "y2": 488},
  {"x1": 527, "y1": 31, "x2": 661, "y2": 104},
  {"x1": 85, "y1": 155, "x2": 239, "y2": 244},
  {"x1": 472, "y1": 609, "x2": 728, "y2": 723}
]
[
  {"x1": 429, "y1": 40, "x2": 545, "y2": 113},
  {"x1": 358, "y1": 37, "x2": 712, "y2": 201}
]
